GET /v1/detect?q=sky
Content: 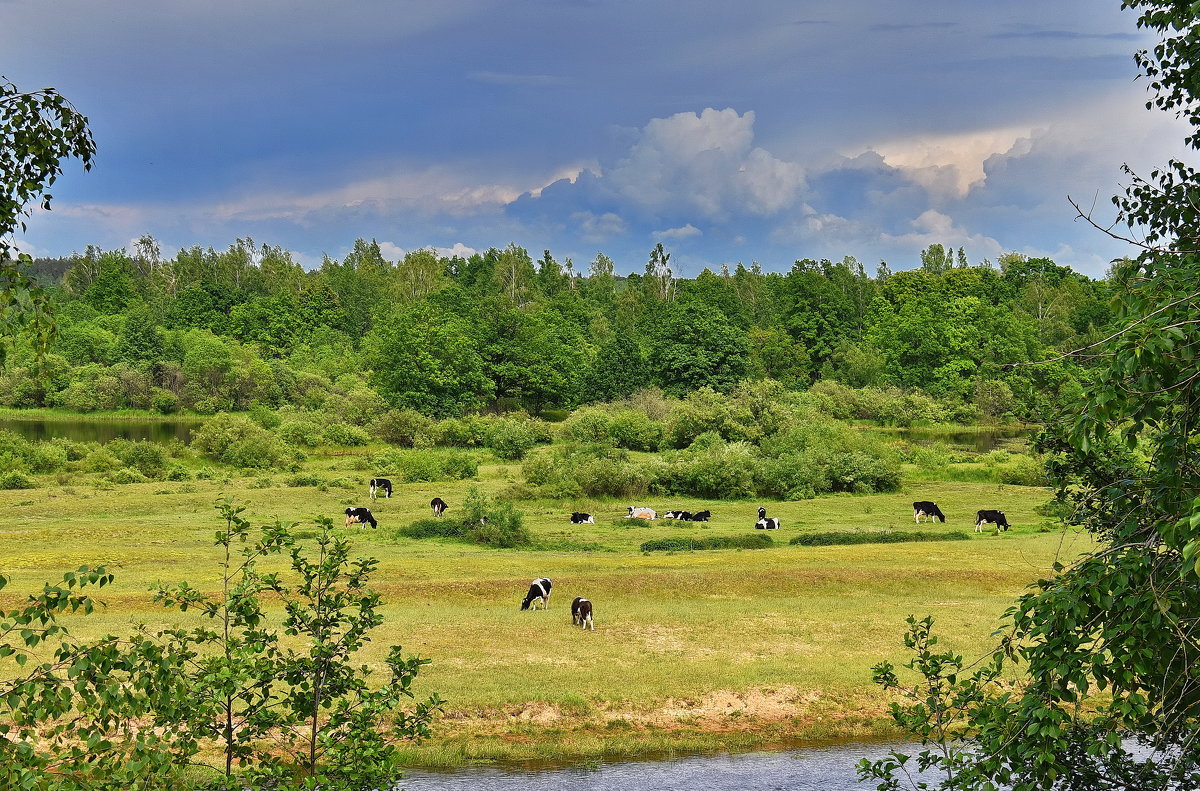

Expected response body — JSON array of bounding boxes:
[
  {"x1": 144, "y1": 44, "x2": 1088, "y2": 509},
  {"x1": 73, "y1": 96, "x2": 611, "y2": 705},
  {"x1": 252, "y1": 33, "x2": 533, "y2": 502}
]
[{"x1": 3, "y1": 0, "x2": 1191, "y2": 277}]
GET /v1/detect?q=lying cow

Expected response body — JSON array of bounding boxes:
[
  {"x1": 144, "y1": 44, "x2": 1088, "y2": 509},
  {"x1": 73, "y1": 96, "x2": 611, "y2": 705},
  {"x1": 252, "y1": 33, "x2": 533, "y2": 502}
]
[
  {"x1": 369, "y1": 478, "x2": 392, "y2": 500},
  {"x1": 756, "y1": 517, "x2": 780, "y2": 530},
  {"x1": 344, "y1": 506, "x2": 378, "y2": 529},
  {"x1": 913, "y1": 501, "x2": 946, "y2": 523},
  {"x1": 571, "y1": 596, "x2": 594, "y2": 631},
  {"x1": 663, "y1": 510, "x2": 693, "y2": 520},
  {"x1": 975, "y1": 509, "x2": 1010, "y2": 532},
  {"x1": 758, "y1": 506, "x2": 767, "y2": 520},
  {"x1": 691, "y1": 510, "x2": 711, "y2": 522},
  {"x1": 626, "y1": 506, "x2": 657, "y2": 520},
  {"x1": 570, "y1": 512, "x2": 595, "y2": 524},
  {"x1": 521, "y1": 577, "x2": 552, "y2": 611},
  {"x1": 430, "y1": 497, "x2": 448, "y2": 517}
]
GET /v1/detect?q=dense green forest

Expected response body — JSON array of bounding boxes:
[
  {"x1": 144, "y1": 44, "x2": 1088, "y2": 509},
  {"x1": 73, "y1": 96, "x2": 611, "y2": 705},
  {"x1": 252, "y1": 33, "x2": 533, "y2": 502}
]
[{"x1": 6, "y1": 237, "x2": 1112, "y2": 422}]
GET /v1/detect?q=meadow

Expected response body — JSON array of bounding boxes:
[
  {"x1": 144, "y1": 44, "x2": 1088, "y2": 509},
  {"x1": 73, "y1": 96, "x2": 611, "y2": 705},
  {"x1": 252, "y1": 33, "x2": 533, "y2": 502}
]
[{"x1": 0, "y1": 427, "x2": 1087, "y2": 767}]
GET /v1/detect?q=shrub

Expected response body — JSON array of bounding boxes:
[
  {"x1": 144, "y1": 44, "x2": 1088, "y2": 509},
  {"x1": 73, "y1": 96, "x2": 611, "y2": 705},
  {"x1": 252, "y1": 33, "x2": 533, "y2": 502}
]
[
  {"x1": 998, "y1": 455, "x2": 1051, "y2": 487},
  {"x1": 372, "y1": 449, "x2": 479, "y2": 483},
  {"x1": 81, "y1": 448, "x2": 122, "y2": 473},
  {"x1": 562, "y1": 409, "x2": 612, "y2": 444},
  {"x1": 165, "y1": 466, "x2": 192, "y2": 481},
  {"x1": 287, "y1": 473, "x2": 325, "y2": 487},
  {"x1": 523, "y1": 445, "x2": 652, "y2": 499},
  {"x1": 396, "y1": 519, "x2": 469, "y2": 540},
  {"x1": 608, "y1": 409, "x2": 664, "y2": 451},
  {"x1": 434, "y1": 416, "x2": 490, "y2": 447},
  {"x1": 28, "y1": 443, "x2": 68, "y2": 473},
  {"x1": 224, "y1": 433, "x2": 293, "y2": 470},
  {"x1": 277, "y1": 420, "x2": 322, "y2": 447},
  {"x1": 111, "y1": 467, "x2": 149, "y2": 485},
  {"x1": 461, "y1": 487, "x2": 530, "y2": 547},
  {"x1": 192, "y1": 413, "x2": 294, "y2": 469},
  {"x1": 48, "y1": 438, "x2": 88, "y2": 462},
  {"x1": 790, "y1": 531, "x2": 972, "y2": 546},
  {"x1": 248, "y1": 403, "x2": 281, "y2": 429},
  {"x1": 321, "y1": 423, "x2": 370, "y2": 447},
  {"x1": 109, "y1": 440, "x2": 168, "y2": 478},
  {"x1": 151, "y1": 388, "x2": 179, "y2": 415},
  {"x1": 485, "y1": 419, "x2": 538, "y2": 461},
  {"x1": 640, "y1": 535, "x2": 773, "y2": 551},
  {"x1": 0, "y1": 470, "x2": 34, "y2": 490},
  {"x1": 372, "y1": 409, "x2": 435, "y2": 447},
  {"x1": 657, "y1": 442, "x2": 758, "y2": 499}
]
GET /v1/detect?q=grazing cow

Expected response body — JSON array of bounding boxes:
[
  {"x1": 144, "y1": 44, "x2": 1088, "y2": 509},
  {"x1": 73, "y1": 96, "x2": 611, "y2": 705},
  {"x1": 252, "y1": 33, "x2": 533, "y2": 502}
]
[
  {"x1": 975, "y1": 510, "x2": 1011, "y2": 532},
  {"x1": 912, "y1": 501, "x2": 946, "y2": 523},
  {"x1": 430, "y1": 497, "x2": 448, "y2": 517},
  {"x1": 571, "y1": 596, "x2": 594, "y2": 631},
  {"x1": 755, "y1": 517, "x2": 780, "y2": 530},
  {"x1": 691, "y1": 510, "x2": 711, "y2": 522},
  {"x1": 570, "y1": 512, "x2": 595, "y2": 524},
  {"x1": 664, "y1": 510, "x2": 693, "y2": 521},
  {"x1": 626, "y1": 506, "x2": 657, "y2": 520},
  {"x1": 369, "y1": 478, "x2": 392, "y2": 501},
  {"x1": 521, "y1": 578, "x2": 553, "y2": 611},
  {"x1": 757, "y1": 506, "x2": 767, "y2": 520},
  {"x1": 344, "y1": 506, "x2": 378, "y2": 529}
]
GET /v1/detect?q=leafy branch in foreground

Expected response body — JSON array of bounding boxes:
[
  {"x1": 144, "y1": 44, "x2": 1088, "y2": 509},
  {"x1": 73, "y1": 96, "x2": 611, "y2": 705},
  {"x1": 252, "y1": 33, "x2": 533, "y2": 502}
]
[{"x1": 0, "y1": 566, "x2": 196, "y2": 790}]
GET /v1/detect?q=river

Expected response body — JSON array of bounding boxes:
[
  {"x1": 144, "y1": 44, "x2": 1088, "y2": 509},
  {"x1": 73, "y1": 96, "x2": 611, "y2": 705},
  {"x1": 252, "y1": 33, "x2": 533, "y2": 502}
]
[{"x1": 399, "y1": 742, "x2": 919, "y2": 791}]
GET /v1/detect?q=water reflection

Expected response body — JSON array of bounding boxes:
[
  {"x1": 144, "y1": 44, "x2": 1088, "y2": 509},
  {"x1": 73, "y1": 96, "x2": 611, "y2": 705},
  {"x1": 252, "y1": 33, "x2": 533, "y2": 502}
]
[
  {"x1": 401, "y1": 743, "x2": 917, "y2": 791},
  {"x1": 892, "y1": 426, "x2": 1031, "y2": 453},
  {"x1": 0, "y1": 417, "x2": 202, "y2": 444}
]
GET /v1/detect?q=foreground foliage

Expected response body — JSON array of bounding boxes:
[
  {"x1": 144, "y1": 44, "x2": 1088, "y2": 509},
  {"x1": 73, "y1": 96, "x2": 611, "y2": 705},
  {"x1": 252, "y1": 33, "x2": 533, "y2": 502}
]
[{"x1": 862, "y1": 4, "x2": 1200, "y2": 788}]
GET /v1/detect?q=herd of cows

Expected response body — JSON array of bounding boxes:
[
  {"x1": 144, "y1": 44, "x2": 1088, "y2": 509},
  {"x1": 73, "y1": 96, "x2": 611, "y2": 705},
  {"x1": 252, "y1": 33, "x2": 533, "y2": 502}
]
[{"x1": 341, "y1": 479, "x2": 1015, "y2": 632}]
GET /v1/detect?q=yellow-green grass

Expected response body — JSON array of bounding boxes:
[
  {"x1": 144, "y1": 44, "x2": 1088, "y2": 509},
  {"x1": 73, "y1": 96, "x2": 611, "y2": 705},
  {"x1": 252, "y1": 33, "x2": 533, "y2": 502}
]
[{"x1": 0, "y1": 459, "x2": 1090, "y2": 766}]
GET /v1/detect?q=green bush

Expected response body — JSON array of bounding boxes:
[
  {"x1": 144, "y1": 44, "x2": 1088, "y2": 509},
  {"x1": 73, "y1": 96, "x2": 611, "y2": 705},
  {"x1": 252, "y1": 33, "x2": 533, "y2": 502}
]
[
  {"x1": 608, "y1": 409, "x2": 664, "y2": 451},
  {"x1": 522, "y1": 445, "x2": 652, "y2": 499},
  {"x1": 111, "y1": 467, "x2": 149, "y2": 485},
  {"x1": 640, "y1": 535, "x2": 773, "y2": 551},
  {"x1": 562, "y1": 409, "x2": 612, "y2": 444},
  {"x1": 372, "y1": 449, "x2": 479, "y2": 483},
  {"x1": 248, "y1": 403, "x2": 282, "y2": 429},
  {"x1": 790, "y1": 530, "x2": 972, "y2": 546},
  {"x1": 151, "y1": 388, "x2": 179, "y2": 415},
  {"x1": 657, "y1": 442, "x2": 757, "y2": 499},
  {"x1": 372, "y1": 409, "x2": 435, "y2": 448},
  {"x1": 81, "y1": 448, "x2": 122, "y2": 473},
  {"x1": 462, "y1": 487, "x2": 530, "y2": 547},
  {"x1": 28, "y1": 443, "x2": 69, "y2": 473},
  {"x1": 434, "y1": 416, "x2": 490, "y2": 447},
  {"x1": 109, "y1": 439, "x2": 168, "y2": 478},
  {"x1": 192, "y1": 413, "x2": 294, "y2": 469},
  {"x1": 321, "y1": 423, "x2": 370, "y2": 447},
  {"x1": 998, "y1": 455, "x2": 1050, "y2": 487},
  {"x1": 0, "y1": 470, "x2": 34, "y2": 490},
  {"x1": 485, "y1": 419, "x2": 538, "y2": 460},
  {"x1": 277, "y1": 420, "x2": 322, "y2": 447},
  {"x1": 286, "y1": 473, "x2": 325, "y2": 487},
  {"x1": 165, "y1": 466, "x2": 192, "y2": 481},
  {"x1": 396, "y1": 519, "x2": 469, "y2": 540}
]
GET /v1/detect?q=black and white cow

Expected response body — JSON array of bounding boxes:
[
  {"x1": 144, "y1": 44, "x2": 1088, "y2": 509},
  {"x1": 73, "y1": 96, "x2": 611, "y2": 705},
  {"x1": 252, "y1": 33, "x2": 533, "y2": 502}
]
[
  {"x1": 626, "y1": 506, "x2": 657, "y2": 520},
  {"x1": 975, "y1": 510, "x2": 1010, "y2": 532},
  {"x1": 691, "y1": 510, "x2": 711, "y2": 522},
  {"x1": 757, "y1": 506, "x2": 767, "y2": 520},
  {"x1": 571, "y1": 596, "x2": 594, "y2": 631},
  {"x1": 755, "y1": 517, "x2": 780, "y2": 530},
  {"x1": 369, "y1": 478, "x2": 393, "y2": 500},
  {"x1": 912, "y1": 501, "x2": 946, "y2": 523},
  {"x1": 344, "y1": 506, "x2": 378, "y2": 529},
  {"x1": 521, "y1": 577, "x2": 552, "y2": 611},
  {"x1": 570, "y1": 512, "x2": 595, "y2": 524},
  {"x1": 664, "y1": 510, "x2": 693, "y2": 521},
  {"x1": 430, "y1": 497, "x2": 448, "y2": 517}
]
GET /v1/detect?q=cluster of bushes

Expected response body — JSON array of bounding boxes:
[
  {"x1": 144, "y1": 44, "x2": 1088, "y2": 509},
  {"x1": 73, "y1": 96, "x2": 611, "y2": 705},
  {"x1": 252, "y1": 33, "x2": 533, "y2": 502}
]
[
  {"x1": 790, "y1": 530, "x2": 972, "y2": 546},
  {"x1": 371, "y1": 448, "x2": 478, "y2": 483},
  {"x1": 521, "y1": 406, "x2": 902, "y2": 501},
  {"x1": 394, "y1": 487, "x2": 529, "y2": 548},
  {"x1": 190, "y1": 413, "x2": 300, "y2": 469},
  {"x1": 807, "y1": 380, "x2": 977, "y2": 426},
  {"x1": 560, "y1": 408, "x2": 664, "y2": 451},
  {"x1": 640, "y1": 535, "x2": 774, "y2": 551}
]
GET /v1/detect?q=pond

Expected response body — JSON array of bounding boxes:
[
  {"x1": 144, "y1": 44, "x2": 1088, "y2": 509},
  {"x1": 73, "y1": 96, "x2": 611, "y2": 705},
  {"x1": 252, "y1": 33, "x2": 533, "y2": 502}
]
[
  {"x1": 891, "y1": 426, "x2": 1032, "y2": 453},
  {"x1": 400, "y1": 742, "x2": 919, "y2": 791},
  {"x1": 0, "y1": 416, "x2": 203, "y2": 444}
]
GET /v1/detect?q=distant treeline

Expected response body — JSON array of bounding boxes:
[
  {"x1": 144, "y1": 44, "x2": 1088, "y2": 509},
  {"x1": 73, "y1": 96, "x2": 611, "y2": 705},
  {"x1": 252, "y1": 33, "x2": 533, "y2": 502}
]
[{"x1": 4, "y1": 237, "x2": 1112, "y2": 420}]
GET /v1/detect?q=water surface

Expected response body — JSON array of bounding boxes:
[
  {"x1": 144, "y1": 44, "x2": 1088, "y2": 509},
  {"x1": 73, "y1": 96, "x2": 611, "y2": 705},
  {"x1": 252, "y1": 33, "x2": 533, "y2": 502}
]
[
  {"x1": 0, "y1": 416, "x2": 202, "y2": 444},
  {"x1": 401, "y1": 742, "x2": 917, "y2": 791}
]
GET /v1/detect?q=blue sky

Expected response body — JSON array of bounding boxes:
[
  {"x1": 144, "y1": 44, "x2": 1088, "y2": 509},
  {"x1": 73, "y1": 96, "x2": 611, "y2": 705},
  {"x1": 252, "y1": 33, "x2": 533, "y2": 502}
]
[{"x1": 4, "y1": 0, "x2": 1188, "y2": 277}]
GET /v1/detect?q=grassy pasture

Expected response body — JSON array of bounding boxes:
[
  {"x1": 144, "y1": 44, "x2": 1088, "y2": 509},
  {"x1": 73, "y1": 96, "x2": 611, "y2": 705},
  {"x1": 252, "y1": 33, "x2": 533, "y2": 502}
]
[{"x1": 0, "y1": 449, "x2": 1087, "y2": 766}]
